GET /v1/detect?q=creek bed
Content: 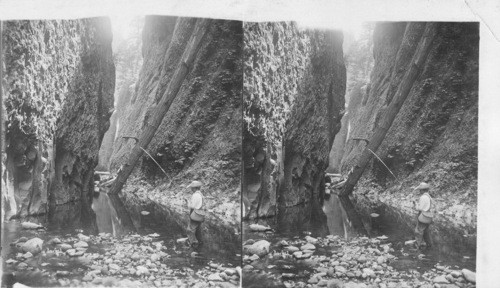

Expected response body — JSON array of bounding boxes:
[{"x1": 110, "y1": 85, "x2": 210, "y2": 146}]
[
  {"x1": 243, "y1": 194, "x2": 476, "y2": 287},
  {"x1": 2, "y1": 189, "x2": 240, "y2": 287}
]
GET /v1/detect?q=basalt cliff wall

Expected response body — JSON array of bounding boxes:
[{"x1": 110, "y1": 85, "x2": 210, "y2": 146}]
[
  {"x1": 243, "y1": 22, "x2": 346, "y2": 229},
  {"x1": 340, "y1": 23, "x2": 478, "y2": 244},
  {"x1": 109, "y1": 17, "x2": 242, "y2": 198},
  {"x1": 2, "y1": 18, "x2": 115, "y2": 219}
]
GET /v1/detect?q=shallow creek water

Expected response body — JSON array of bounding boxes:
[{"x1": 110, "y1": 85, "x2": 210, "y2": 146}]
[
  {"x1": 243, "y1": 193, "x2": 476, "y2": 282},
  {"x1": 1, "y1": 190, "x2": 239, "y2": 287}
]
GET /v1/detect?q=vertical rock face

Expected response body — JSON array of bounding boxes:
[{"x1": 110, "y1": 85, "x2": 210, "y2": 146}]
[
  {"x1": 98, "y1": 18, "x2": 143, "y2": 171},
  {"x1": 109, "y1": 17, "x2": 242, "y2": 192},
  {"x1": 97, "y1": 79, "x2": 137, "y2": 172},
  {"x1": 243, "y1": 22, "x2": 346, "y2": 227},
  {"x1": 341, "y1": 23, "x2": 478, "y2": 235},
  {"x1": 328, "y1": 25, "x2": 374, "y2": 173},
  {"x1": 2, "y1": 18, "x2": 115, "y2": 219}
]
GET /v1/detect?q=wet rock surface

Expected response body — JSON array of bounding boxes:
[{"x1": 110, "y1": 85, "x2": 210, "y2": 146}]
[{"x1": 243, "y1": 222, "x2": 476, "y2": 288}]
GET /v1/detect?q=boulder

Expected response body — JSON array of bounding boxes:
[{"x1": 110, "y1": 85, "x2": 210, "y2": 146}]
[
  {"x1": 136, "y1": 266, "x2": 150, "y2": 276},
  {"x1": 278, "y1": 240, "x2": 289, "y2": 246},
  {"x1": 77, "y1": 234, "x2": 91, "y2": 242},
  {"x1": 224, "y1": 268, "x2": 237, "y2": 276},
  {"x1": 300, "y1": 243, "x2": 316, "y2": 251},
  {"x1": 327, "y1": 279, "x2": 344, "y2": 288},
  {"x1": 249, "y1": 224, "x2": 272, "y2": 232},
  {"x1": 151, "y1": 254, "x2": 161, "y2": 262},
  {"x1": 284, "y1": 246, "x2": 300, "y2": 253},
  {"x1": 362, "y1": 268, "x2": 375, "y2": 278},
  {"x1": 445, "y1": 274, "x2": 455, "y2": 283},
  {"x1": 244, "y1": 240, "x2": 270, "y2": 256},
  {"x1": 74, "y1": 241, "x2": 89, "y2": 248},
  {"x1": 461, "y1": 269, "x2": 476, "y2": 283},
  {"x1": 357, "y1": 255, "x2": 367, "y2": 263},
  {"x1": 249, "y1": 254, "x2": 260, "y2": 261},
  {"x1": 67, "y1": 249, "x2": 84, "y2": 257},
  {"x1": 109, "y1": 264, "x2": 120, "y2": 270},
  {"x1": 334, "y1": 266, "x2": 347, "y2": 274},
  {"x1": 58, "y1": 243, "x2": 72, "y2": 251},
  {"x1": 404, "y1": 240, "x2": 416, "y2": 246},
  {"x1": 305, "y1": 236, "x2": 318, "y2": 244},
  {"x1": 207, "y1": 273, "x2": 223, "y2": 281},
  {"x1": 293, "y1": 251, "x2": 303, "y2": 259},
  {"x1": 21, "y1": 238, "x2": 43, "y2": 254},
  {"x1": 433, "y1": 275, "x2": 449, "y2": 284},
  {"x1": 176, "y1": 238, "x2": 189, "y2": 244},
  {"x1": 376, "y1": 256, "x2": 386, "y2": 264},
  {"x1": 15, "y1": 237, "x2": 29, "y2": 244},
  {"x1": 49, "y1": 238, "x2": 62, "y2": 245},
  {"x1": 21, "y1": 222, "x2": 43, "y2": 229},
  {"x1": 308, "y1": 276, "x2": 319, "y2": 284}
]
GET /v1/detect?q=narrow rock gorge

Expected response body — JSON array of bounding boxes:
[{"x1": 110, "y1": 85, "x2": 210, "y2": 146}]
[
  {"x1": 104, "y1": 17, "x2": 242, "y2": 234},
  {"x1": 243, "y1": 22, "x2": 346, "y2": 228},
  {"x1": 243, "y1": 22, "x2": 478, "y2": 288},
  {"x1": 97, "y1": 18, "x2": 143, "y2": 171},
  {"x1": 2, "y1": 17, "x2": 242, "y2": 287},
  {"x1": 338, "y1": 22, "x2": 478, "y2": 248},
  {"x1": 2, "y1": 18, "x2": 115, "y2": 220}
]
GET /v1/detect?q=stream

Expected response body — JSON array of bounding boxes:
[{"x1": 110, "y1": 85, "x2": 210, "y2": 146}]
[
  {"x1": 1, "y1": 189, "x2": 240, "y2": 287},
  {"x1": 243, "y1": 193, "x2": 476, "y2": 287}
]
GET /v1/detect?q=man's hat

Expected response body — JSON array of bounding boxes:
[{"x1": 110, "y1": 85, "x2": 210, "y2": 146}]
[
  {"x1": 414, "y1": 182, "x2": 430, "y2": 190},
  {"x1": 187, "y1": 181, "x2": 202, "y2": 188}
]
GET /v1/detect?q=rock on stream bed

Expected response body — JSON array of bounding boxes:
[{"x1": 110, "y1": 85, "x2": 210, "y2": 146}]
[
  {"x1": 3, "y1": 226, "x2": 240, "y2": 287},
  {"x1": 243, "y1": 233, "x2": 476, "y2": 288}
]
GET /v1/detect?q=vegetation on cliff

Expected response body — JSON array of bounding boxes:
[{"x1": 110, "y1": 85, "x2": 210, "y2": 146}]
[
  {"x1": 2, "y1": 18, "x2": 115, "y2": 218},
  {"x1": 243, "y1": 22, "x2": 346, "y2": 225}
]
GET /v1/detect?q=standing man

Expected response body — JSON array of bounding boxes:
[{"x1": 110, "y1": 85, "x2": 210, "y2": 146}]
[
  {"x1": 187, "y1": 180, "x2": 205, "y2": 248},
  {"x1": 414, "y1": 182, "x2": 434, "y2": 248}
]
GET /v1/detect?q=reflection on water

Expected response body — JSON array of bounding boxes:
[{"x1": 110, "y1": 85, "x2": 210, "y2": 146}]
[
  {"x1": 2, "y1": 189, "x2": 240, "y2": 286},
  {"x1": 322, "y1": 194, "x2": 357, "y2": 239},
  {"x1": 247, "y1": 191, "x2": 476, "y2": 272},
  {"x1": 92, "y1": 192, "x2": 135, "y2": 237},
  {"x1": 367, "y1": 202, "x2": 476, "y2": 270},
  {"x1": 258, "y1": 195, "x2": 365, "y2": 239},
  {"x1": 118, "y1": 196, "x2": 241, "y2": 268},
  {"x1": 47, "y1": 200, "x2": 97, "y2": 235}
]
